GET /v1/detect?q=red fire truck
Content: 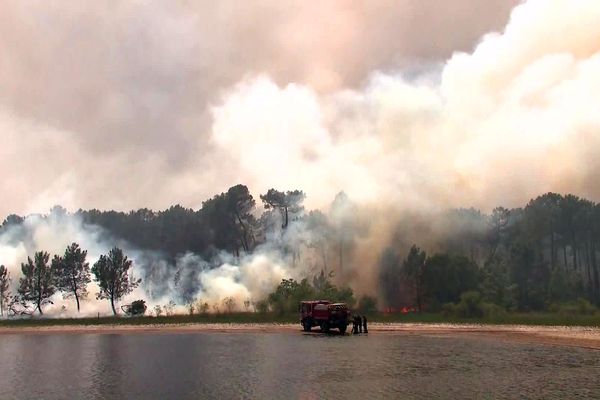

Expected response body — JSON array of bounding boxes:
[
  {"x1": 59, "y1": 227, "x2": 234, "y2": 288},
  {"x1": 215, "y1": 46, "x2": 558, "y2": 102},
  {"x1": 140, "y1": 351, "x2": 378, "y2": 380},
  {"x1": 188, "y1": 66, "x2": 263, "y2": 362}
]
[{"x1": 299, "y1": 300, "x2": 350, "y2": 333}]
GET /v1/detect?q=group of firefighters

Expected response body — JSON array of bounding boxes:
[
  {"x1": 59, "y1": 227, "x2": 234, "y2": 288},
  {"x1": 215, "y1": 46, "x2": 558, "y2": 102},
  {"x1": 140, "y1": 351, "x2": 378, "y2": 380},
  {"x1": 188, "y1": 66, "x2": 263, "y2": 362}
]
[{"x1": 351, "y1": 314, "x2": 368, "y2": 334}]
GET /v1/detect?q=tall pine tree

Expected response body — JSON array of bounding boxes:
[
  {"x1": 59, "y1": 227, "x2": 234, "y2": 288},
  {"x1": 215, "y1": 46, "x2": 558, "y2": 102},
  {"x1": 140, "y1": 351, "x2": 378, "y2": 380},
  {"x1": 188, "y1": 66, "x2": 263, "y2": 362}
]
[
  {"x1": 92, "y1": 247, "x2": 140, "y2": 315},
  {"x1": 52, "y1": 243, "x2": 91, "y2": 312},
  {"x1": 18, "y1": 251, "x2": 55, "y2": 315}
]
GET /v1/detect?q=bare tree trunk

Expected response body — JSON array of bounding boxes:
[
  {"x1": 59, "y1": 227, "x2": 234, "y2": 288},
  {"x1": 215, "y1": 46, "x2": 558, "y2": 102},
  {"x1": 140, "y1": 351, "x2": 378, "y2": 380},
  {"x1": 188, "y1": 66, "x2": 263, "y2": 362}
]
[
  {"x1": 593, "y1": 240, "x2": 600, "y2": 304},
  {"x1": 235, "y1": 213, "x2": 249, "y2": 252},
  {"x1": 550, "y1": 231, "x2": 556, "y2": 270},
  {"x1": 72, "y1": 274, "x2": 80, "y2": 312},
  {"x1": 75, "y1": 292, "x2": 81, "y2": 312},
  {"x1": 572, "y1": 240, "x2": 579, "y2": 270},
  {"x1": 584, "y1": 241, "x2": 590, "y2": 271},
  {"x1": 416, "y1": 263, "x2": 425, "y2": 312},
  {"x1": 110, "y1": 294, "x2": 117, "y2": 316},
  {"x1": 584, "y1": 241, "x2": 592, "y2": 296},
  {"x1": 37, "y1": 270, "x2": 43, "y2": 315},
  {"x1": 415, "y1": 281, "x2": 422, "y2": 312}
]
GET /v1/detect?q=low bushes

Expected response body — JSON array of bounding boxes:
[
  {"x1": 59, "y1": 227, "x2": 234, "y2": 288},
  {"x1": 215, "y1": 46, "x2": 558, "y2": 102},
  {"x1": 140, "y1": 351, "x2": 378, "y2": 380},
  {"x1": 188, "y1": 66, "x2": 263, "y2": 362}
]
[
  {"x1": 442, "y1": 291, "x2": 507, "y2": 319},
  {"x1": 550, "y1": 298, "x2": 598, "y2": 316}
]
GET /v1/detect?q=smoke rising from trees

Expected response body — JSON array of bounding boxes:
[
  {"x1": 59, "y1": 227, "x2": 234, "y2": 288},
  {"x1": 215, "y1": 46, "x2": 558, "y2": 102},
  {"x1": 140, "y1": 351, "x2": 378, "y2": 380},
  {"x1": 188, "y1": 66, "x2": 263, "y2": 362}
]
[{"x1": 1, "y1": 1, "x2": 600, "y2": 316}]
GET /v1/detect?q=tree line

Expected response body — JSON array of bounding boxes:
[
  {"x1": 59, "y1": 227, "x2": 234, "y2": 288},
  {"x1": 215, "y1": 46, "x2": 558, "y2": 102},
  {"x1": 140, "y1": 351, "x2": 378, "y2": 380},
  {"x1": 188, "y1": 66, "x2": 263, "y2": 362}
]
[
  {"x1": 1, "y1": 185, "x2": 355, "y2": 279},
  {"x1": 380, "y1": 193, "x2": 600, "y2": 313},
  {"x1": 61, "y1": 185, "x2": 305, "y2": 259},
  {"x1": 3, "y1": 187, "x2": 600, "y2": 316},
  {"x1": 0, "y1": 244, "x2": 139, "y2": 316}
]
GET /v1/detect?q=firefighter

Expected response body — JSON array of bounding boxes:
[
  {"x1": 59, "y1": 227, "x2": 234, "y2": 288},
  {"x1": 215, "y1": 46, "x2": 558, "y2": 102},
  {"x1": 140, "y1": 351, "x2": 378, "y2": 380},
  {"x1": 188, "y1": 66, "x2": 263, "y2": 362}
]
[
  {"x1": 352, "y1": 314, "x2": 359, "y2": 334},
  {"x1": 362, "y1": 315, "x2": 368, "y2": 334},
  {"x1": 357, "y1": 315, "x2": 362, "y2": 333}
]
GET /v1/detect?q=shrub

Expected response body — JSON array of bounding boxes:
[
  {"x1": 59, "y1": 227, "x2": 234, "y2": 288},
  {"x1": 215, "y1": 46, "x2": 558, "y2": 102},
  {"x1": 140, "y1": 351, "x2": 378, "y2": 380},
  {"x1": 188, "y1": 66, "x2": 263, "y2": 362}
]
[
  {"x1": 455, "y1": 291, "x2": 484, "y2": 318},
  {"x1": 481, "y1": 302, "x2": 507, "y2": 319},
  {"x1": 125, "y1": 299, "x2": 147, "y2": 316},
  {"x1": 357, "y1": 296, "x2": 378, "y2": 314},
  {"x1": 558, "y1": 303, "x2": 578, "y2": 316},
  {"x1": 547, "y1": 302, "x2": 560, "y2": 313},
  {"x1": 441, "y1": 302, "x2": 456, "y2": 317},
  {"x1": 153, "y1": 305, "x2": 162, "y2": 317},
  {"x1": 557, "y1": 298, "x2": 597, "y2": 316},
  {"x1": 576, "y1": 298, "x2": 597, "y2": 315},
  {"x1": 255, "y1": 300, "x2": 268, "y2": 313}
]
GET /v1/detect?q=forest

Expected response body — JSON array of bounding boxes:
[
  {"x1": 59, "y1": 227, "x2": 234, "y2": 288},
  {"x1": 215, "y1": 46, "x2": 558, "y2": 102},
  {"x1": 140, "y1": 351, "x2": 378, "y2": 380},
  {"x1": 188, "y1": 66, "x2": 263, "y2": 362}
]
[
  {"x1": 1, "y1": 186, "x2": 600, "y2": 318},
  {"x1": 377, "y1": 192, "x2": 600, "y2": 316}
]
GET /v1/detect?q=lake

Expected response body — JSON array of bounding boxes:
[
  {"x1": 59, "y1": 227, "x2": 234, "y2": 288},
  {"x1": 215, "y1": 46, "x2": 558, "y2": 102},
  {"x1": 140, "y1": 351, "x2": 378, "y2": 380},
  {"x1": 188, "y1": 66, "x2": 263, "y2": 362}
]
[{"x1": 0, "y1": 332, "x2": 598, "y2": 399}]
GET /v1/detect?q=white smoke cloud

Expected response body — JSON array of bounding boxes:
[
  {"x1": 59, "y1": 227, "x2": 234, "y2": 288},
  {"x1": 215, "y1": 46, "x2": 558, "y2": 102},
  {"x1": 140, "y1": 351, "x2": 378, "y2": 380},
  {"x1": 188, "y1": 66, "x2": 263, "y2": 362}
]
[
  {"x1": 0, "y1": 211, "x2": 308, "y2": 317},
  {"x1": 2, "y1": 0, "x2": 600, "y2": 316},
  {"x1": 0, "y1": 0, "x2": 515, "y2": 218},
  {"x1": 209, "y1": 0, "x2": 600, "y2": 212}
]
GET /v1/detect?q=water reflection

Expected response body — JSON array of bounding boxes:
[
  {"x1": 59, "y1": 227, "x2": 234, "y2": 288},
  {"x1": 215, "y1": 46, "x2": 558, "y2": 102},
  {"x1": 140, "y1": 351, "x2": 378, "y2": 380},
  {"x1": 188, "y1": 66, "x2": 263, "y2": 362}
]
[{"x1": 0, "y1": 332, "x2": 598, "y2": 399}]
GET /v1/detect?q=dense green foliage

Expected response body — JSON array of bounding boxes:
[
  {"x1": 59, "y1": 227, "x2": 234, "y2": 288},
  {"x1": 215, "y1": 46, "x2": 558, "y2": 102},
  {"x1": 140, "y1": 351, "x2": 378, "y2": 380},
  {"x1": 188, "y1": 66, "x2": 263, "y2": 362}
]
[
  {"x1": 379, "y1": 193, "x2": 600, "y2": 314},
  {"x1": 37, "y1": 185, "x2": 305, "y2": 260},
  {"x1": 266, "y1": 274, "x2": 356, "y2": 315},
  {"x1": 357, "y1": 295, "x2": 378, "y2": 314},
  {"x1": 260, "y1": 189, "x2": 306, "y2": 229}
]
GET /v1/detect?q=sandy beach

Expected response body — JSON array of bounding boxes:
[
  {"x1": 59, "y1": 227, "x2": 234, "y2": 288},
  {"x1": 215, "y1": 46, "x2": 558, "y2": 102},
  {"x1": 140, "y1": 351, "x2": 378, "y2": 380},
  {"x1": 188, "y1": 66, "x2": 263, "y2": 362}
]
[{"x1": 1, "y1": 322, "x2": 599, "y2": 350}]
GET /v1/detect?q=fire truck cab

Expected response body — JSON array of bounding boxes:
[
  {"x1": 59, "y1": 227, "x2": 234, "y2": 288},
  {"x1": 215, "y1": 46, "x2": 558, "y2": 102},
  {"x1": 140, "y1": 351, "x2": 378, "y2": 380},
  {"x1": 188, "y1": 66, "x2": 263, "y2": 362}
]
[{"x1": 299, "y1": 300, "x2": 350, "y2": 334}]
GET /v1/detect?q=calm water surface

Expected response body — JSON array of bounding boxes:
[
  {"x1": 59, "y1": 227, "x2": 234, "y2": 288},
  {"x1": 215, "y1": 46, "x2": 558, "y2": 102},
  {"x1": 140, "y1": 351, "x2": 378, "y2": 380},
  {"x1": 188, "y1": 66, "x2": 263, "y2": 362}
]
[{"x1": 0, "y1": 332, "x2": 598, "y2": 399}]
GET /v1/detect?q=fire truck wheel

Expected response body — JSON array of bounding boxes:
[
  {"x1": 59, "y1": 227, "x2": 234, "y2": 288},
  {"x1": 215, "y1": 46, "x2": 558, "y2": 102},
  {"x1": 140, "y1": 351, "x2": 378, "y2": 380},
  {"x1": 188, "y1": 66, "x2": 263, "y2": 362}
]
[
  {"x1": 339, "y1": 324, "x2": 347, "y2": 334},
  {"x1": 321, "y1": 322, "x2": 330, "y2": 333},
  {"x1": 303, "y1": 321, "x2": 311, "y2": 332}
]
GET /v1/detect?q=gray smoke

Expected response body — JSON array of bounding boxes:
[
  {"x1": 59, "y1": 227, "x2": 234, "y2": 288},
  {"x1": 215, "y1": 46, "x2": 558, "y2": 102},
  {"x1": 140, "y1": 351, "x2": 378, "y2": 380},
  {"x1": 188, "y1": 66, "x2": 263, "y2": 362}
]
[
  {"x1": 2, "y1": 0, "x2": 600, "y2": 315},
  {"x1": 0, "y1": 208, "x2": 332, "y2": 316}
]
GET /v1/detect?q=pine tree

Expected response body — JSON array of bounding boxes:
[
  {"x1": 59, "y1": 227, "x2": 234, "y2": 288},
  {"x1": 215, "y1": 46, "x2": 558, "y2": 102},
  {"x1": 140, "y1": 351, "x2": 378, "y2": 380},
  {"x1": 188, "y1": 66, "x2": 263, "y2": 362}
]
[
  {"x1": 18, "y1": 252, "x2": 55, "y2": 315},
  {"x1": 52, "y1": 243, "x2": 91, "y2": 312},
  {"x1": 92, "y1": 247, "x2": 140, "y2": 315},
  {"x1": 0, "y1": 265, "x2": 11, "y2": 317}
]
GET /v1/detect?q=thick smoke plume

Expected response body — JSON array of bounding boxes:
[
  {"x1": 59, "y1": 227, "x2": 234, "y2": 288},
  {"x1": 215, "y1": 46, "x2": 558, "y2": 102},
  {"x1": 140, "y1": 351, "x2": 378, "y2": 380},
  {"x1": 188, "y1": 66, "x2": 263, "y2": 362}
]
[
  {"x1": 0, "y1": 207, "x2": 354, "y2": 317},
  {"x1": 0, "y1": 211, "x2": 284, "y2": 316},
  {"x1": 211, "y1": 0, "x2": 600, "y2": 211},
  {"x1": 0, "y1": 0, "x2": 514, "y2": 216},
  {"x1": 2, "y1": 0, "x2": 600, "y2": 315}
]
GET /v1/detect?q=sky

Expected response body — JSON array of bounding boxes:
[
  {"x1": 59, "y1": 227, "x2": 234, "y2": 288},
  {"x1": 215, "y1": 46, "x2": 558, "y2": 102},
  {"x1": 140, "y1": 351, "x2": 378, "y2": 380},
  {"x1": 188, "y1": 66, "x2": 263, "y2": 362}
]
[{"x1": 2, "y1": 0, "x2": 600, "y2": 218}]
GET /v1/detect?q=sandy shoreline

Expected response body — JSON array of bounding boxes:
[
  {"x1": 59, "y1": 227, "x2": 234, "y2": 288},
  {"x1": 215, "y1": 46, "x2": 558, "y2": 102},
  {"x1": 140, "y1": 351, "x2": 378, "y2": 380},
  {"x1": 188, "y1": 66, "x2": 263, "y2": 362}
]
[{"x1": 1, "y1": 322, "x2": 600, "y2": 349}]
